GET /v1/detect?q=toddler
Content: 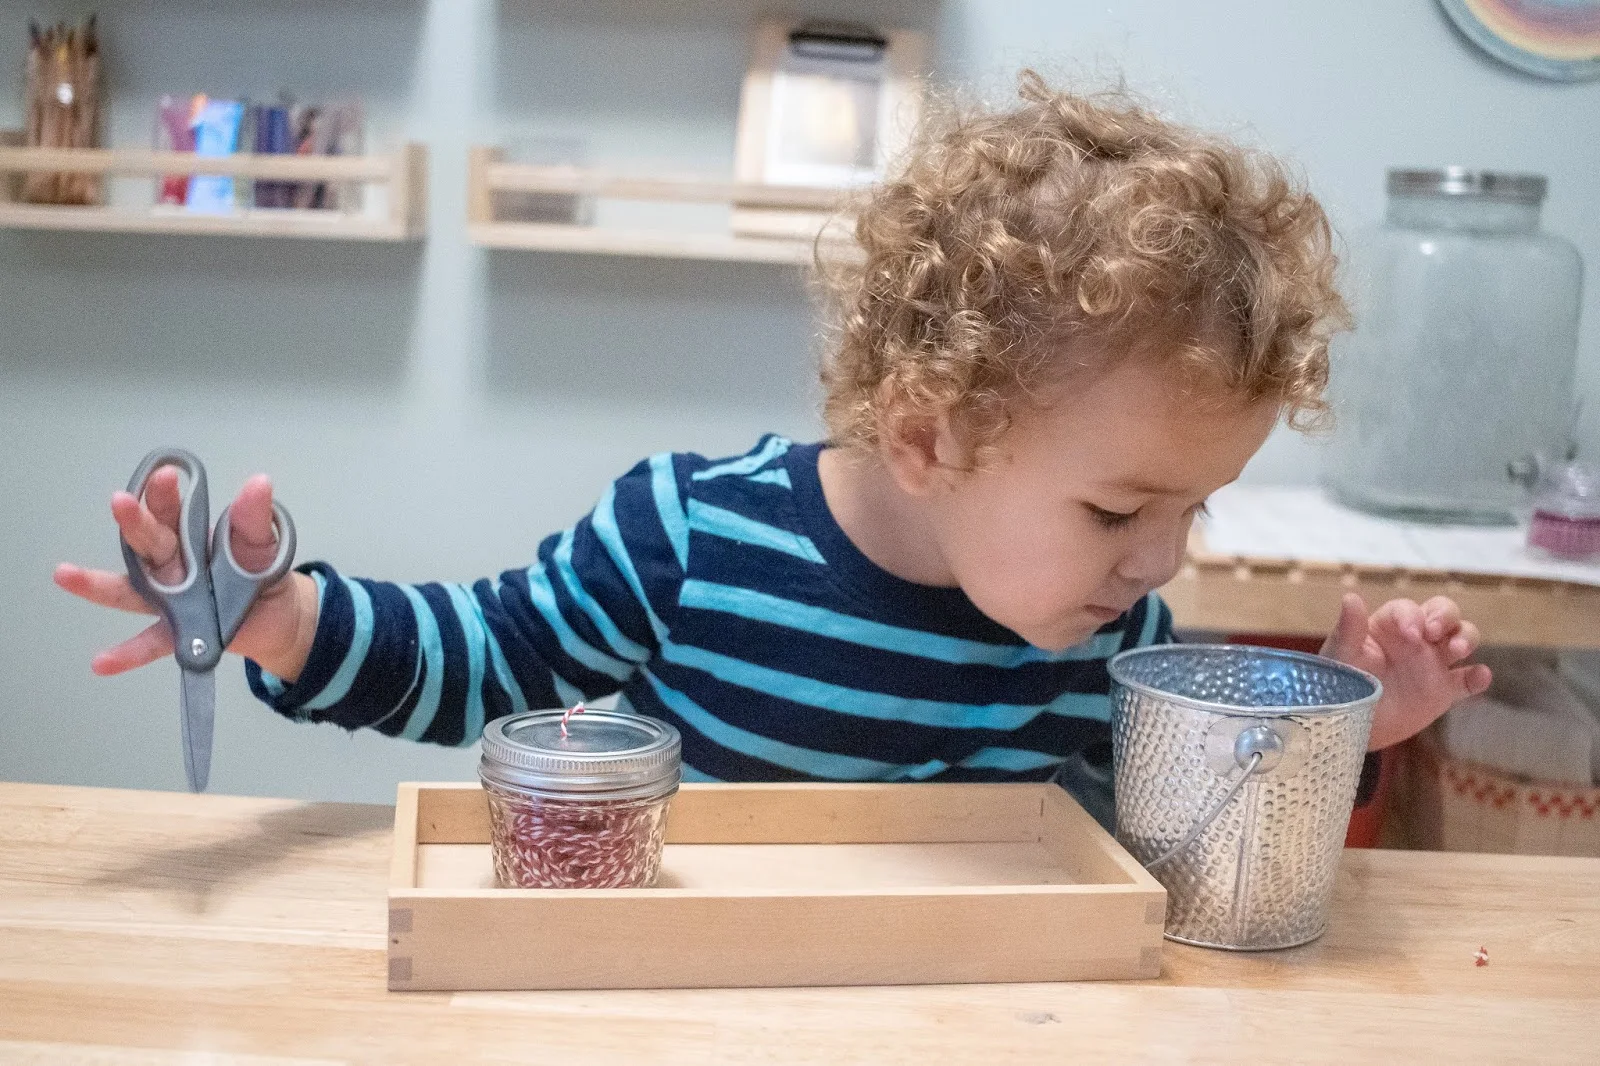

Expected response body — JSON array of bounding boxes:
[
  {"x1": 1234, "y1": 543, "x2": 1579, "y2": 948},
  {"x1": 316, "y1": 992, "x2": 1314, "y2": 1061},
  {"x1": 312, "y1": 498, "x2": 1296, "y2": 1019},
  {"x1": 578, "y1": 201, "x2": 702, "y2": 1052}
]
[{"x1": 58, "y1": 73, "x2": 1490, "y2": 805}]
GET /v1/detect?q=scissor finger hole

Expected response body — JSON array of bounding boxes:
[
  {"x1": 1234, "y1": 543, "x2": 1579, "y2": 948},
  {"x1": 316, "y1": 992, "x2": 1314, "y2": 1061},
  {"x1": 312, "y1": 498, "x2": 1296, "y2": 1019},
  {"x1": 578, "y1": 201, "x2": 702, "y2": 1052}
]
[
  {"x1": 136, "y1": 461, "x2": 192, "y2": 519},
  {"x1": 128, "y1": 465, "x2": 195, "y2": 584},
  {"x1": 215, "y1": 504, "x2": 295, "y2": 581}
]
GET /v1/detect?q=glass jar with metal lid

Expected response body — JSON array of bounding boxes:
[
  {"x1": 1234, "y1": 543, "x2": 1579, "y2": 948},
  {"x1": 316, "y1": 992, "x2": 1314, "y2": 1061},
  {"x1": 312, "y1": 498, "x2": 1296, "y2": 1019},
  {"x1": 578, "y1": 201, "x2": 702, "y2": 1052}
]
[
  {"x1": 479, "y1": 708, "x2": 682, "y2": 889},
  {"x1": 1324, "y1": 167, "x2": 1583, "y2": 523}
]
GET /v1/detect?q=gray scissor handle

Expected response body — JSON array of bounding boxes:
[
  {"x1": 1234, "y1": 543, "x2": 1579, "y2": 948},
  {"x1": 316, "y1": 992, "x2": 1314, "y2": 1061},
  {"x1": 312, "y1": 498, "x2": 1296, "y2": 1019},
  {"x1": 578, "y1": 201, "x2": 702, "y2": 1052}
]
[
  {"x1": 119, "y1": 447, "x2": 298, "y2": 672},
  {"x1": 210, "y1": 501, "x2": 297, "y2": 646},
  {"x1": 120, "y1": 448, "x2": 225, "y2": 673}
]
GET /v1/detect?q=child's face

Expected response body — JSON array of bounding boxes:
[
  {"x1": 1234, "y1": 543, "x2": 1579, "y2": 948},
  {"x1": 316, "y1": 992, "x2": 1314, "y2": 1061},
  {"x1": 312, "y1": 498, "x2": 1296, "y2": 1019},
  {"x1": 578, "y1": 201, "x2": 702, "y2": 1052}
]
[{"x1": 909, "y1": 353, "x2": 1278, "y2": 651}]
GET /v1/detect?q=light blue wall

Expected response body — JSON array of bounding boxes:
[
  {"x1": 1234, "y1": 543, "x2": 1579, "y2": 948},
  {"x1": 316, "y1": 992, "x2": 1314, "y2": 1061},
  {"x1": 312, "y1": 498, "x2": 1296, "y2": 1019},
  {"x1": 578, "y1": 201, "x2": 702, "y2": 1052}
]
[{"x1": 3, "y1": 1, "x2": 1596, "y2": 801}]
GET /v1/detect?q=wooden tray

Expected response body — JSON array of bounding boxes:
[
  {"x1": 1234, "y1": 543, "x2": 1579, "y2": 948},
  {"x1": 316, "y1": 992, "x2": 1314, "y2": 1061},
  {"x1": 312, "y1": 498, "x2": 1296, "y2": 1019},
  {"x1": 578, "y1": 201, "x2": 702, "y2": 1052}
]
[{"x1": 388, "y1": 782, "x2": 1166, "y2": 990}]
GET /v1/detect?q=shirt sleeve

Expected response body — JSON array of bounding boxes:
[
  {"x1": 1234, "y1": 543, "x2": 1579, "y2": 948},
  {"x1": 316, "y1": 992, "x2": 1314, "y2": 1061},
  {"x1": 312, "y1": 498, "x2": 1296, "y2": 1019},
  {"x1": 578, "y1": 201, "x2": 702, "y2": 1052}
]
[{"x1": 244, "y1": 453, "x2": 689, "y2": 746}]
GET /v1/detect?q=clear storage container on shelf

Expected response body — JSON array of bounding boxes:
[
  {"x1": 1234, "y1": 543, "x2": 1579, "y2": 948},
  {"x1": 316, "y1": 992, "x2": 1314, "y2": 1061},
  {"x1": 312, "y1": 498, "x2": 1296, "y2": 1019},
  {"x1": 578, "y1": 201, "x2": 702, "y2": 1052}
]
[{"x1": 1325, "y1": 168, "x2": 1583, "y2": 523}]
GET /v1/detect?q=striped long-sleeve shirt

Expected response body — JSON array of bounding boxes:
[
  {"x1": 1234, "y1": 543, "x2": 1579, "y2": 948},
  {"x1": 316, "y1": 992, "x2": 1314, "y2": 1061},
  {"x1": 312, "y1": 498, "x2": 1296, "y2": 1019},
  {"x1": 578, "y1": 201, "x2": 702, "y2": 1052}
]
[{"x1": 246, "y1": 436, "x2": 1174, "y2": 783}]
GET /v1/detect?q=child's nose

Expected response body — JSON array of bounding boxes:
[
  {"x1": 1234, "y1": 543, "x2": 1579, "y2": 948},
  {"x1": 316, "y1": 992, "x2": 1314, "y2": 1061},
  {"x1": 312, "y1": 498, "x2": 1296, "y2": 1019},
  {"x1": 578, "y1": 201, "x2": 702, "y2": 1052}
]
[{"x1": 1114, "y1": 526, "x2": 1187, "y2": 589}]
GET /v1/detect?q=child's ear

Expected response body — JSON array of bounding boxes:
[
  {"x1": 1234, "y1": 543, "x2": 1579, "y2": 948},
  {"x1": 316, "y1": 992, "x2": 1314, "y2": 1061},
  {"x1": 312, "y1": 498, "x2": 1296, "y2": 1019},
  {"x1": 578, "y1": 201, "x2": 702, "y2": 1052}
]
[{"x1": 881, "y1": 409, "x2": 969, "y2": 497}]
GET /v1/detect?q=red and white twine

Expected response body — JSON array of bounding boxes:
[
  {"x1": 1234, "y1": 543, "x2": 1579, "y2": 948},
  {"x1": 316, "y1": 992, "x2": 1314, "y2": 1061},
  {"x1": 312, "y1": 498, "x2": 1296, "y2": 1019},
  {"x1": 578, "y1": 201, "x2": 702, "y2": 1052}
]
[
  {"x1": 559, "y1": 701, "x2": 587, "y2": 739},
  {"x1": 485, "y1": 701, "x2": 670, "y2": 889},
  {"x1": 486, "y1": 784, "x2": 669, "y2": 889}
]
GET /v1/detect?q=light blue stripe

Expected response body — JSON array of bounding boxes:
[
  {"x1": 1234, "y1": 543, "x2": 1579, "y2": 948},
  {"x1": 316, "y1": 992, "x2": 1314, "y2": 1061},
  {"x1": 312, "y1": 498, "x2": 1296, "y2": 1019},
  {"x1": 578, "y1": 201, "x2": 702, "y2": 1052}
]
[
  {"x1": 1139, "y1": 592, "x2": 1165, "y2": 646},
  {"x1": 302, "y1": 575, "x2": 375, "y2": 712},
  {"x1": 523, "y1": 563, "x2": 632, "y2": 681},
  {"x1": 959, "y1": 747, "x2": 1066, "y2": 772},
  {"x1": 553, "y1": 528, "x2": 650, "y2": 664},
  {"x1": 397, "y1": 585, "x2": 446, "y2": 742},
  {"x1": 661, "y1": 640, "x2": 1109, "y2": 729},
  {"x1": 590, "y1": 483, "x2": 668, "y2": 640},
  {"x1": 260, "y1": 672, "x2": 286, "y2": 699},
  {"x1": 690, "y1": 436, "x2": 791, "y2": 481},
  {"x1": 1070, "y1": 693, "x2": 1113, "y2": 722},
  {"x1": 680, "y1": 764, "x2": 721, "y2": 783},
  {"x1": 442, "y1": 584, "x2": 489, "y2": 746},
  {"x1": 686, "y1": 500, "x2": 825, "y2": 564},
  {"x1": 679, "y1": 580, "x2": 1123, "y2": 666},
  {"x1": 644, "y1": 670, "x2": 943, "y2": 780},
  {"x1": 746, "y1": 468, "x2": 792, "y2": 489},
  {"x1": 902, "y1": 759, "x2": 950, "y2": 780},
  {"x1": 483, "y1": 580, "x2": 531, "y2": 723},
  {"x1": 649, "y1": 452, "x2": 690, "y2": 570}
]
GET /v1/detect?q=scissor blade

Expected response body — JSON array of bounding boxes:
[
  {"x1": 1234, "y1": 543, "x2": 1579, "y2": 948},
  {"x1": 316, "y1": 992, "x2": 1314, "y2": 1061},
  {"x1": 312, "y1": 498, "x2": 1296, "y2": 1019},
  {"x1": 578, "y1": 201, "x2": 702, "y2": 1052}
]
[{"x1": 179, "y1": 670, "x2": 216, "y2": 793}]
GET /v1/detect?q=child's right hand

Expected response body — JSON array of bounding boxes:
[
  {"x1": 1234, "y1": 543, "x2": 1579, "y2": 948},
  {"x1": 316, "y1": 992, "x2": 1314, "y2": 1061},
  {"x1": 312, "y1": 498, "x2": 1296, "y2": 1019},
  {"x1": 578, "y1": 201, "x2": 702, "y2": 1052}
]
[{"x1": 54, "y1": 467, "x2": 319, "y2": 683}]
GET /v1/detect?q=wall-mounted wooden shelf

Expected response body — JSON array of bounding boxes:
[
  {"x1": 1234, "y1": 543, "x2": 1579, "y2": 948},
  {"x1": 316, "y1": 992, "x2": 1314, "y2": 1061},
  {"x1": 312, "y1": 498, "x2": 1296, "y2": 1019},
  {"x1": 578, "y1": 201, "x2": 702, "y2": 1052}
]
[
  {"x1": 466, "y1": 147, "x2": 858, "y2": 264},
  {"x1": 1163, "y1": 532, "x2": 1600, "y2": 650},
  {"x1": 0, "y1": 142, "x2": 428, "y2": 241}
]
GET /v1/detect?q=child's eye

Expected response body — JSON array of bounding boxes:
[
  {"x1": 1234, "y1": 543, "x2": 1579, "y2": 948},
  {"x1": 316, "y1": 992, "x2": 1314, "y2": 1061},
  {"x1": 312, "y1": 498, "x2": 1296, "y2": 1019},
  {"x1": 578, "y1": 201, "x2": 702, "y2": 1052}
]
[{"x1": 1086, "y1": 504, "x2": 1138, "y2": 529}]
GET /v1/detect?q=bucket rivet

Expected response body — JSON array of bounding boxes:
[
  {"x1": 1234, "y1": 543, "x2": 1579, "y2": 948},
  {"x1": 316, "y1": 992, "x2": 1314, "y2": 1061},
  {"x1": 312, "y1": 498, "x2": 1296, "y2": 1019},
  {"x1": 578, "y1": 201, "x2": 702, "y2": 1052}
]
[{"x1": 1235, "y1": 725, "x2": 1284, "y2": 772}]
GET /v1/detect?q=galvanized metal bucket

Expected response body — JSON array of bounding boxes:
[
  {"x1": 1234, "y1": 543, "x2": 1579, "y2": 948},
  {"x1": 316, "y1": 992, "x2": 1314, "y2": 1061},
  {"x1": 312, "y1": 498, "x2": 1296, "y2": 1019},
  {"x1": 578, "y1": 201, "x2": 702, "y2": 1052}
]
[{"x1": 1108, "y1": 645, "x2": 1381, "y2": 950}]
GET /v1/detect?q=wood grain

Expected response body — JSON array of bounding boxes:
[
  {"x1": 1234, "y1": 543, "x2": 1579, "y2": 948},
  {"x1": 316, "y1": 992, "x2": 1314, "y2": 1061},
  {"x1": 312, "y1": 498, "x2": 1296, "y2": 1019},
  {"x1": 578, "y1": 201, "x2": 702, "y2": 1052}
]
[
  {"x1": 0, "y1": 146, "x2": 395, "y2": 180},
  {"x1": 393, "y1": 783, "x2": 1163, "y2": 990},
  {"x1": 4, "y1": 780, "x2": 1599, "y2": 1063},
  {"x1": 0, "y1": 143, "x2": 427, "y2": 241},
  {"x1": 467, "y1": 220, "x2": 850, "y2": 264},
  {"x1": 410, "y1": 780, "x2": 1063, "y2": 846},
  {"x1": 1162, "y1": 532, "x2": 1600, "y2": 649},
  {"x1": 484, "y1": 162, "x2": 848, "y2": 210}
]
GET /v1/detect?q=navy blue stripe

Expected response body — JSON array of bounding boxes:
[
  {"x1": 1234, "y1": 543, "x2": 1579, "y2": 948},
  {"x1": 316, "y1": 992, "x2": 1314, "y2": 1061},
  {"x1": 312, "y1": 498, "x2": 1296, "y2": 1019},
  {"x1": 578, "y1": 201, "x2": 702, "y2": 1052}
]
[
  {"x1": 567, "y1": 518, "x2": 657, "y2": 657},
  {"x1": 539, "y1": 531, "x2": 628, "y2": 672},
  {"x1": 319, "y1": 579, "x2": 422, "y2": 732},
  {"x1": 611, "y1": 458, "x2": 686, "y2": 624},
  {"x1": 416, "y1": 583, "x2": 470, "y2": 747}
]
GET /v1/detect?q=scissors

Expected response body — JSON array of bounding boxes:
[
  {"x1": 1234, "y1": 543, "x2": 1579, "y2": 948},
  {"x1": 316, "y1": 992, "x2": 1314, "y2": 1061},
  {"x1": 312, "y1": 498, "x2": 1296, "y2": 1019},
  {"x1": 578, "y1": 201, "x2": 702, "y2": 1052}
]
[{"x1": 120, "y1": 448, "x2": 297, "y2": 792}]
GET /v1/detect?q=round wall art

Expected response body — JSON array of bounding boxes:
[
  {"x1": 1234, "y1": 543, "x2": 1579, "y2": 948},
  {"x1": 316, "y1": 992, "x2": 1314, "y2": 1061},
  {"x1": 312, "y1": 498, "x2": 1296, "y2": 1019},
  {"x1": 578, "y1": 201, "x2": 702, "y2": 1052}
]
[{"x1": 1437, "y1": 0, "x2": 1600, "y2": 80}]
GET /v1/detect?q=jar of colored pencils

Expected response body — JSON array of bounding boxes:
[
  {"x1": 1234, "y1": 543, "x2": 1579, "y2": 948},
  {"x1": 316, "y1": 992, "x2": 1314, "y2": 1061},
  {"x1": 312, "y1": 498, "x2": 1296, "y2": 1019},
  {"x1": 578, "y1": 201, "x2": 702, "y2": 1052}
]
[{"x1": 479, "y1": 707, "x2": 681, "y2": 889}]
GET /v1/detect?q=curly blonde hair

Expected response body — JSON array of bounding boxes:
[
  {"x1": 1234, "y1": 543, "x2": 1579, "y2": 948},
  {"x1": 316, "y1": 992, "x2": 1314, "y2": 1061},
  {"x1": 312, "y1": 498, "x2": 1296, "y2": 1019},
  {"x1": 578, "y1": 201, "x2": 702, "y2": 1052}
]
[{"x1": 819, "y1": 70, "x2": 1348, "y2": 456}]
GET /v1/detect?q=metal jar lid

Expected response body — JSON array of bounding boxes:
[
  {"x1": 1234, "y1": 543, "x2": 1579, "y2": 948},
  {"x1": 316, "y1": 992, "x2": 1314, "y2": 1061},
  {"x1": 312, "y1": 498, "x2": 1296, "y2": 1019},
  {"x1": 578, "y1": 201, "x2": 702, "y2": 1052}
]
[
  {"x1": 479, "y1": 709, "x2": 681, "y2": 799},
  {"x1": 1387, "y1": 167, "x2": 1547, "y2": 205}
]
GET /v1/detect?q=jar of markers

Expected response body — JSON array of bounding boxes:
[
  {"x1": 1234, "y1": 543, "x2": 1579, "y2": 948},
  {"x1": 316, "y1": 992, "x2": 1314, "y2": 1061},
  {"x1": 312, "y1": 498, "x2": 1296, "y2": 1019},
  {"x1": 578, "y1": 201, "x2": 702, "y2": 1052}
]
[{"x1": 479, "y1": 706, "x2": 681, "y2": 889}]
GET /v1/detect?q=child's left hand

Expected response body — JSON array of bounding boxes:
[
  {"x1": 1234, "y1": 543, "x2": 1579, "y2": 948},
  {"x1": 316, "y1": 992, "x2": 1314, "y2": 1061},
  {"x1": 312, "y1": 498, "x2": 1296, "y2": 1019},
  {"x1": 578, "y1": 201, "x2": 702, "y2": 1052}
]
[{"x1": 1320, "y1": 593, "x2": 1492, "y2": 751}]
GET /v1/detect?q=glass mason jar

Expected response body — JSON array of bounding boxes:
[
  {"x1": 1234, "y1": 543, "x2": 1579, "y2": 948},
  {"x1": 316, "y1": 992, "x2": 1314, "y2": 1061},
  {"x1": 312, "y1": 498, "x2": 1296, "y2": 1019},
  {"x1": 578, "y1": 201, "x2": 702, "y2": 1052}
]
[
  {"x1": 479, "y1": 708, "x2": 681, "y2": 889},
  {"x1": 1325, "y1": 168, "x2": 1583, "y2": 523}
]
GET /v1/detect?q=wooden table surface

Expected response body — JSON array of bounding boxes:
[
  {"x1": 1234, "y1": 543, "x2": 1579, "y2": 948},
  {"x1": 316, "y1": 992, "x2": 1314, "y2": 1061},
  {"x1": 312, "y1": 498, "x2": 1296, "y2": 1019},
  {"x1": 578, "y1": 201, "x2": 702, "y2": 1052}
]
[{"x1": 2, "y1": 781, "x2": 1597, "y2": 1064}]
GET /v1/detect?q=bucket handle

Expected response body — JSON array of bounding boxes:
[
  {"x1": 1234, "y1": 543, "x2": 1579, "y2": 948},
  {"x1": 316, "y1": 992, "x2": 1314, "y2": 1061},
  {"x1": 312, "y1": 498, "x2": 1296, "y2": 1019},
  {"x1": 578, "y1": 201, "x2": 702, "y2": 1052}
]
[{"x1": 1144, "y1": 724, "x2": 1282, "y2": 871}]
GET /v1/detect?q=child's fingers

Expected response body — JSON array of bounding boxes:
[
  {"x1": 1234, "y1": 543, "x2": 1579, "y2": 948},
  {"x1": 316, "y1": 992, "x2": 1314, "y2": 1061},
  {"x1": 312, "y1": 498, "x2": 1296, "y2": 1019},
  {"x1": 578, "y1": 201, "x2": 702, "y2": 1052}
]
[
  {"x1": 90, "y1": 619, "x2": 173, "y2": 675},
  {"x1": 1320, "y1": 592, "x2": 1371, "y2": 663},
  {"x1": 53, "y1": 563, "x2": 159, "y2": 615},
  {"x1": 143, "y1": 464, "x2": 183, "y2": 531},
  {"x1": 1446, "y1": 620, "x2": 1482, "y2": 662},
  {"x1": 110, "y1": 490, "x2": 184, "y2": 581},
  {"x1": 1452, "y1": 662, "x2": 1492, "y2": 699},
  {"x1": 228, "y1": 475, "x2": 280, "y2": 574},
  {"x1": 1419, "y1": 596, "x2": 1462, "y2": 642},
  {"x1": 1372, "y1": 599, "x2": 1426, "y2": 644}
]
